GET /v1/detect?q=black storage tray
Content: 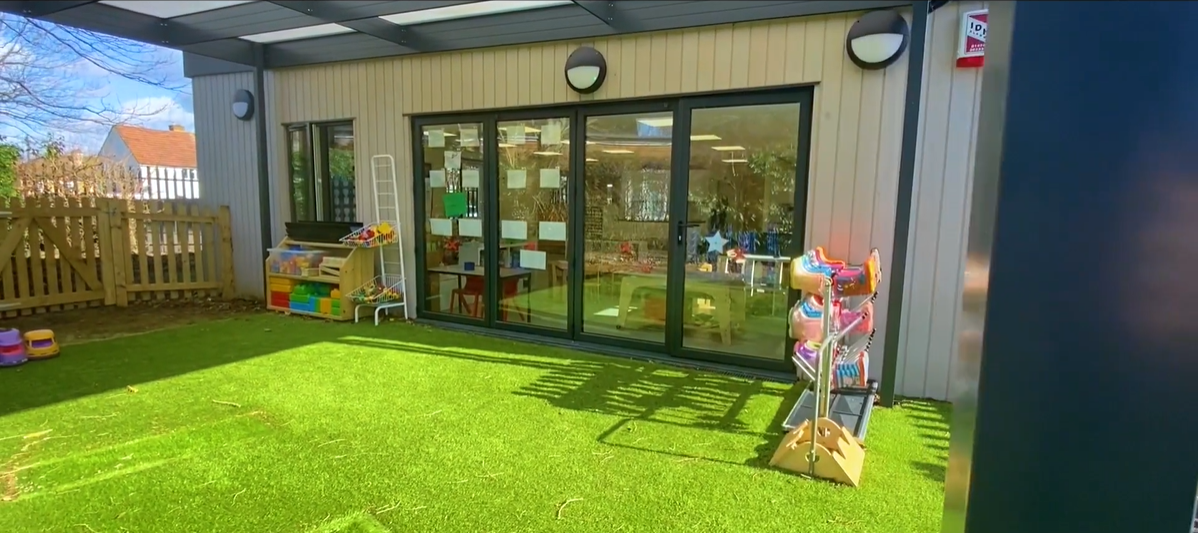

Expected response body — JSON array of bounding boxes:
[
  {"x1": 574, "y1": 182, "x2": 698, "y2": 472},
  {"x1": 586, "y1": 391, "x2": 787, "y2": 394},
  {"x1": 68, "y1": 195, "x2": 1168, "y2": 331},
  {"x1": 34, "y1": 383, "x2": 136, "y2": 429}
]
[{"x1": 285, "y1": 221, "x2": 363, "y2": 244}]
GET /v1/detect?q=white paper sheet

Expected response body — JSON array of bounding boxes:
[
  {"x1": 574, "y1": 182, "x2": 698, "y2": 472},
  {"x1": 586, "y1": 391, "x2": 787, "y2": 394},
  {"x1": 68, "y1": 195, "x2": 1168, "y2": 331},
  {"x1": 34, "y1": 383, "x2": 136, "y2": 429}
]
[
  {"x1": 520, "y1": 249, "x2": 547, "y2": 270},
  {"x1": 458, "y1": 218, "x2": 483, "y2": 237},
  {"x1": 429, "y1": 169, "x2": 446, "y2": 188},
  {"x1": 505, "y1": 125, "x2": 526, "y2": 144},
  {"x1": 428, "y1": 129, "x2": 445, "y2": 148},
  {"x1": 461, "y1": 127, "x2": 479, "y2": 147},
  {"x1": 462, "y1": 168, "x2": 480, "y2": 189},
  {"x1": 501, "y1": 220, "x2": 527, "y2": 240},
  {"x1": 541, "y1": 123, "x2": 561, "y2": 146},
  {"x1": 539, "y1": 168, "x2": 561, "y2": 188},
  {"x1": 539, "y1": 221, "x2": 567, "y2": 241},
  {"x1": 430, "y1": 218, "x2": 454, "y2": 236},
  {"x1": 445, "y1": 151, "x2": 461, "y2": 170},
  {"x1": 506, "y1": 169, "x2": 527, "y2": 189}
]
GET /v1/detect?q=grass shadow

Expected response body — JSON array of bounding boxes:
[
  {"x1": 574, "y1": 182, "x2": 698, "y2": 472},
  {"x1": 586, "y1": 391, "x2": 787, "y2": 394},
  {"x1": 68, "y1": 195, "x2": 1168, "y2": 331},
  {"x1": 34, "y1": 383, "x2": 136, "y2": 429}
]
[{"x1": 900, "y1": 399, "x2": 952, "y2": 483}]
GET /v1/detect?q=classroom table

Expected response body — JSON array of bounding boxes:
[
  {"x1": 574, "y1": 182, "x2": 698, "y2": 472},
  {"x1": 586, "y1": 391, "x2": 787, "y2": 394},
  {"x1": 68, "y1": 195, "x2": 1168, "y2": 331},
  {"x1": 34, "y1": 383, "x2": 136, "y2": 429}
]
[{"x1": 428, "y1": 265, "x2": 533, "y2": 321}]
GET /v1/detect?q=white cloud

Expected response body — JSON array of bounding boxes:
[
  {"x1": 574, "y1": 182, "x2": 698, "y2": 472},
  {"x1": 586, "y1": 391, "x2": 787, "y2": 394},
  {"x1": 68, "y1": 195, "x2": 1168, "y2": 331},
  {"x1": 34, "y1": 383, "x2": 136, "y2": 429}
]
[{"x1": 121, "y1": 96, "x2": 195, "y2": 132}]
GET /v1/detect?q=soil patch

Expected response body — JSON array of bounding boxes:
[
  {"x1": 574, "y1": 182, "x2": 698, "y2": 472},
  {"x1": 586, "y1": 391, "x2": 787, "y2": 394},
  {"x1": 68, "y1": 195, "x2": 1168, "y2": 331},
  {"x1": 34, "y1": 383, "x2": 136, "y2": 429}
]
[{"x1": 0, "y1": 299, "x2": 263, "y2": 344}]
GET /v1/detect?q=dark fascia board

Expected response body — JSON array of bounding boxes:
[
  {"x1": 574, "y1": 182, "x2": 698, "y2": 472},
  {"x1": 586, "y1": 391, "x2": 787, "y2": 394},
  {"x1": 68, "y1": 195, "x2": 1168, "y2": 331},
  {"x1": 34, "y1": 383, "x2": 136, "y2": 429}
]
[
  {"x1": 184, "y1": 53, "x2": 254, "y2": 77},
  {"x1": 16, "y1": 1, "x2": 259, "y2": 65},
  {"x1": 263, "y1": 0, "x2": 912, "y2": 70},
  {"x1": 0, "y1": 0, "x2": 97, "y2": 17}
]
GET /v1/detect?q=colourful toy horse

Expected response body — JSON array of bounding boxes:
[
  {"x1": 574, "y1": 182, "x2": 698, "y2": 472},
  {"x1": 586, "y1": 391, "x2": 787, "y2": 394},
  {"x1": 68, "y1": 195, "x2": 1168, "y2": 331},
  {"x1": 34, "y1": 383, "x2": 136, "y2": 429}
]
[{"x1": 790, "y1": 247, "x2": 882, "y2": 297}]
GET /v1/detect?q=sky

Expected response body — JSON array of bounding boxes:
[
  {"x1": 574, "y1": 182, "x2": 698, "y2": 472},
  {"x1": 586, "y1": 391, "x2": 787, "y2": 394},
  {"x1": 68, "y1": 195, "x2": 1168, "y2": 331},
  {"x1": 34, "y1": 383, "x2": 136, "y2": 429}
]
[{"x1": 65, "y1": 47, "x2": 195, "y2": 153}]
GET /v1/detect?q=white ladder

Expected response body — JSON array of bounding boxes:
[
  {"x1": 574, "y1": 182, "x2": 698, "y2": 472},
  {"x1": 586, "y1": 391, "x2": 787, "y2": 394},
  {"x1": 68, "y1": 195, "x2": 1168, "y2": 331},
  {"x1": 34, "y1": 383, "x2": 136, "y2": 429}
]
[{"x1": 354, "y1": 155, "x2": 408, "y2": 324}]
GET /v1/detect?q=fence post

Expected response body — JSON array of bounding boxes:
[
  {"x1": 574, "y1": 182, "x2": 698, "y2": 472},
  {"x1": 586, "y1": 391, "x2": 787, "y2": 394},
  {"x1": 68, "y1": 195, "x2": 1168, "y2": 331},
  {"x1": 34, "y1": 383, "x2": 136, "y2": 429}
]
[
  {"x1": 103, "y1": 199, "x2": 130, "y2": 307},
  {"x1": 218, "y1": 206, "x2": 234, "y2": 299},
  {"x1": 96, "y1": 198, "x2": 117, "y2": 306}
]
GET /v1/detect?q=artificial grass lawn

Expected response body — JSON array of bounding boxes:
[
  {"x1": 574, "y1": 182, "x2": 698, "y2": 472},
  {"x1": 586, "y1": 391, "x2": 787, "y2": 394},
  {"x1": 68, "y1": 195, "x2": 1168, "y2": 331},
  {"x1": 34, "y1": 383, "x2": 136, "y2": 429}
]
[{"x1": 0, "y1": 314, "x2": 949, "y2": 533}]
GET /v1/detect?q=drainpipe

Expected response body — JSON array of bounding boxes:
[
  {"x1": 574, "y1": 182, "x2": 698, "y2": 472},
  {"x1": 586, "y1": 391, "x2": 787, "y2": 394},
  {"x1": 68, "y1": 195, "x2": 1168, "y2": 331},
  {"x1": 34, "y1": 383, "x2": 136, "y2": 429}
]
[{"x1": 879, "y1": 1, "x2": 930, "y2": 407}]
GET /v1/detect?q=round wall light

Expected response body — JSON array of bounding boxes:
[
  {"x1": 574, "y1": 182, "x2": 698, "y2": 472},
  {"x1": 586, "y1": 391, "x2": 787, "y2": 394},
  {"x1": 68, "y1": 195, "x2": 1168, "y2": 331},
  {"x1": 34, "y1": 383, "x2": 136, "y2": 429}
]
[
  {"x1": 232, "y1": 89, "x2": 255, "y2": 121},
  {"x1": 845, "y1": 10, "x2": 910, "y2": 70},
  {"x1": 564, "y1": 46, "x2": 607, "y2": 94}
]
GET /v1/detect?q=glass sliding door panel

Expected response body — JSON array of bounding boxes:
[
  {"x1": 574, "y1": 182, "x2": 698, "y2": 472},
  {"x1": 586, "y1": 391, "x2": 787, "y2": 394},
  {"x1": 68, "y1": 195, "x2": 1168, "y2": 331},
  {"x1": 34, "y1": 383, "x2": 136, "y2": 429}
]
[
  {"x1": 496, "y1": 117, "x2": 570, "y2": 329},
  {"x1": 581, "y1": 111, "x2": 673, "y2": 343},
  {"x1": 681, "y1": 103, "x2": 801, "y2": 358},
  {"x1": 420, "y1": 122, "x2": 487, "y2": 318}
]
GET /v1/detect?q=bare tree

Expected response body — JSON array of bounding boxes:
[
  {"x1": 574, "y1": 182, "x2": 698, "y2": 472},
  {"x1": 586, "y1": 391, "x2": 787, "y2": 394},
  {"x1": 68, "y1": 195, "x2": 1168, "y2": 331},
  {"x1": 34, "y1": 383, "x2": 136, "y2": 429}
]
[{"x1": 0, "y1": 13, "x2": 186, "y2": 138}]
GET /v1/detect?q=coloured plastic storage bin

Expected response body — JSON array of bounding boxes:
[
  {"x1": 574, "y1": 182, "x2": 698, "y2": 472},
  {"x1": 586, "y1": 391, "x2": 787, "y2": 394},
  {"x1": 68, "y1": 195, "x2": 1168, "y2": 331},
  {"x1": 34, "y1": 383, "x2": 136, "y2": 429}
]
[
  {"x1": 0, "y1": 328, "x2": 27, "y2": 367},
  {"x1": 267, "y1": 248, "x2": 327, "y2": 276}
]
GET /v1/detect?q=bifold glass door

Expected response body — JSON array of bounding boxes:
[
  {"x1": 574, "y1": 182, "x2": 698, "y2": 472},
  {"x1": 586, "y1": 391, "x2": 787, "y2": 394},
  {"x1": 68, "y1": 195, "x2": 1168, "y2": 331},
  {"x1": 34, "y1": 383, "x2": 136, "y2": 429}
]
[
  {"x1": 418, "y1": 121, "x2": 488, "y2": 320},
  {"x1": 414, "y1": 89, "x2": 812, "y2": 371},
  {"x1": 671, "y1": 96, "x2": 808, "y2": 366}
]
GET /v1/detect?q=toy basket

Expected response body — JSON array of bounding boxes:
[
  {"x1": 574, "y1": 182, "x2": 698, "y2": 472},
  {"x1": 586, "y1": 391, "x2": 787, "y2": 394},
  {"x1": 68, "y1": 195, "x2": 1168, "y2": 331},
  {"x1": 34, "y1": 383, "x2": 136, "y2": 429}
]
[
  {"x1": 340, "y1": 221, "x2": 399, "y2": 248},
  {"x1": 349, "y1": 274, "x2": 405, "y2": 304}
]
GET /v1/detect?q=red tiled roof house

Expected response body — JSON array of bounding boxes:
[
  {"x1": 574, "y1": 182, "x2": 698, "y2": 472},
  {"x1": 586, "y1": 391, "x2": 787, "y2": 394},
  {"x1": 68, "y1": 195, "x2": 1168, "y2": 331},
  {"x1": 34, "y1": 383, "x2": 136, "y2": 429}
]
[{"x1": 98, "y1": 124, "x2": 199, "y2": 199}]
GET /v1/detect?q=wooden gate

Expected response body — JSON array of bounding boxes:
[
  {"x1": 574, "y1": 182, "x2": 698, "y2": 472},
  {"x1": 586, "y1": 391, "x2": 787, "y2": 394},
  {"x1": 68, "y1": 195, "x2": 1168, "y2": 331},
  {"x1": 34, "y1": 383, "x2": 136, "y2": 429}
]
[{"x1": 0, "y1": 198, "x2": 109, "y2": 311}]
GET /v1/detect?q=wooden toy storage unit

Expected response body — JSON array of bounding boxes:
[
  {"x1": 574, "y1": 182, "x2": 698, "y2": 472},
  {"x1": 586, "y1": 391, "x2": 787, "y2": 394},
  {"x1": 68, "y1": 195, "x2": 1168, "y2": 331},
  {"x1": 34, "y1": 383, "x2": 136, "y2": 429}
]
[{"x1": 265, "y1": 238, "x2": 376, "y2": 320}]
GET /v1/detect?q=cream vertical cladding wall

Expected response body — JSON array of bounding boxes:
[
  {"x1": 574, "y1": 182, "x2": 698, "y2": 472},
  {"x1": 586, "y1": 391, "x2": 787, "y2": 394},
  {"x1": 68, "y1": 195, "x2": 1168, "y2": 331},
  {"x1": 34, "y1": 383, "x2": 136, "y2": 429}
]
[
  {"x1": 895, "y1": 1, "x2": 987, "y2": 400},
  {"x1": 193, "y1": 71, "x2": 266, "y2": 298},
  {"x1": 270, "y1": 10, "x2": 911, "y2": 379}
]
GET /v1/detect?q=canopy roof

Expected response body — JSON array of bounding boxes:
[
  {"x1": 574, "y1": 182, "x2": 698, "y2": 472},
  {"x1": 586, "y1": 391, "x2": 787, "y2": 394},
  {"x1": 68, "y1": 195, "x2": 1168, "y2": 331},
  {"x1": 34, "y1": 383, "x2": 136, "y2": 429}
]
[{"x1": 0, "y1": 1, "x2": 909, "y2": 74}]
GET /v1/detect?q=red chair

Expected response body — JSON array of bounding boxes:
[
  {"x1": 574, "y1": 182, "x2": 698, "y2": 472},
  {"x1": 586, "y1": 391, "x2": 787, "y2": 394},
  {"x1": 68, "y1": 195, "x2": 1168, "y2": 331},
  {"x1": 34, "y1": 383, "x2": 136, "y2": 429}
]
[
  {"x1": 452, "y1": 277, "x2": 484, "y2": 317},
  {"x1": 451, "y1": 277, "x2": 529, "y2": 322}
]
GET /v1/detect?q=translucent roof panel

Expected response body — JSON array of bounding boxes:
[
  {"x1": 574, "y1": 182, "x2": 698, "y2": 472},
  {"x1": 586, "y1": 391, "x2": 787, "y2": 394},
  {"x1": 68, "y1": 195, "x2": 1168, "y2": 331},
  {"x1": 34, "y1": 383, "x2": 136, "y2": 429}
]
[
  {"x1": 379, "y1": 0, "x2": 574, "y2": 26},
  {"x1": 99, "y1": 1, "x2": 253, "y2": 19},
  {"x1": 241, "y1": 23, "x2": 356, "y2": 44}
]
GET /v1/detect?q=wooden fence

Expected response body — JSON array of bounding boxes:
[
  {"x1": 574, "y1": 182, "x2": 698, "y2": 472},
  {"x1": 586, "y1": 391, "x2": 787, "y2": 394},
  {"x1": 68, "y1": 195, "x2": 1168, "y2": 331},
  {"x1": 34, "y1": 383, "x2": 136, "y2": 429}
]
[{"x1": 0, "y1": 197, "x2": 234, "y2": 316}]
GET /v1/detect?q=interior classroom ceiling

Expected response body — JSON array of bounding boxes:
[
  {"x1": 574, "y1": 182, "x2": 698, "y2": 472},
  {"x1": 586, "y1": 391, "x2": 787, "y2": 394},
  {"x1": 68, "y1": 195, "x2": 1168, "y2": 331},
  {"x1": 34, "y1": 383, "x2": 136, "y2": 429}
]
[{"x1": 0, "y1": 1, "x2": 913, "y2": 71}]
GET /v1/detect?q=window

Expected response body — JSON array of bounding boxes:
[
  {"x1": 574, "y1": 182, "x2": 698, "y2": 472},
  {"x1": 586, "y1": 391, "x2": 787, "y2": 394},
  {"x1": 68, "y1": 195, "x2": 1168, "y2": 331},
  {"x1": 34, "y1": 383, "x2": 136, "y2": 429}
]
[{"x1": 285, "y1": 122, "x2": 357, "y2": 222}]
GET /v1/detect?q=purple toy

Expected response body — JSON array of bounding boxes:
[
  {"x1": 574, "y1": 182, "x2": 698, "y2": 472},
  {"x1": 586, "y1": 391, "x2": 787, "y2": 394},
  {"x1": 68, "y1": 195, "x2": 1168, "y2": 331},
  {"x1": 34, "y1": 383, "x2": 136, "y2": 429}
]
[{"x1": 0, "y1": 328, "x2": 27, "y2": 367}]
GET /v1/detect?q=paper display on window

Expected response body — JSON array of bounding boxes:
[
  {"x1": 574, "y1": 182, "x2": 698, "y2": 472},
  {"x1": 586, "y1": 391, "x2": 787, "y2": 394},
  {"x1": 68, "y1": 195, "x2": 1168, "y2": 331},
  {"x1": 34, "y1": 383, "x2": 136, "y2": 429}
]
[
  {"x1": 539, "y1": 168, "x2": 561, "y2": 188},
  {"x1": 501, "y1": 220, "x2": 527, "y2": 240},
  {"x1": 505, "y1": 125, "x2": 526, "y2": 145},
  {"x1": 461, "y1": 127, "x2": 479, "y2": 147},
  {"x1": 541, "y1": 123, "x2": 561, "y2": 146},
  {"x1": 430, "y1": 218, "x2": 454, "y2": 236},
  {"x1": 428, "y1": 129, "x2": 445, "y2": 148},
  {"x1": 462, "y1": 169, "x2": 480, "y2": 189},
  {"x1": 506, "y1": 169, "x2": 527, "y2": 189},
  {"x1": 444, "y1": 151, "x2": 462, "y2": 171},
  {"x1": 520, "y1": 250, "x2": 547, "y2": 270},
  {"x1": 539, "y1": 221, "x2": 567, "y2": 241},
  {"x1": 442, "y1": 192, "x2": 468, "y2": 218},
  {"x1": 429, "y1": 169, "x2": 446, "y2": 188},
  {"x1": 458, "y1": 218, "x2": 483, "y2": 237}
]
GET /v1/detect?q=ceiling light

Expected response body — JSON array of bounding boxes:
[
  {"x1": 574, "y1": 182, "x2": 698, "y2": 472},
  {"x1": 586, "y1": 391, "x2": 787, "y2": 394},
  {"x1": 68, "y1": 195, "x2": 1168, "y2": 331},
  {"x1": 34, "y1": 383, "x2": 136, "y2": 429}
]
[
  {"x1": 636, "y1": 117, "x2": 673, "y2": 128},
  {"x1": 525, "y1": 126, "x2": 541, "y2": 133},
  {"x1": 242, "y1": 23, "x2": 354, "y2": 43},
  {"x1": 498, "y1": 143, "x2": 516, "y2": 148},
  {"x1": 421, "y1": 131, "x2": 456, "y2": 137},
  {"x1": 380, "y1": 0, "x2": 572, "y2": 26},
  {"x1": 532, "y1": 151, "x2": 561, "y2": 156},
  {"x1": 585, "y1": 158, "x2": 598, "y2": 162},
  {"x1": 602, "y1": 149, "x2": 634, "y2": 154},
  {"x1": 690, "y1": 134, "x2": 722, "y2": 141},
  {"x1": 711, "y1": 146, "x2": 746, "y2": 151},
  {"x1": 722, "y1": 159, "x2": 749, "y2": 164}
]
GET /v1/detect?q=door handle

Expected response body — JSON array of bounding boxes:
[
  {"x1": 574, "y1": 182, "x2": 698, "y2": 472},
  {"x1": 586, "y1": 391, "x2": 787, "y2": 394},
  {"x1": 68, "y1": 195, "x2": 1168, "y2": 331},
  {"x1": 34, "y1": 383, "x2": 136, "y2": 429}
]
[{"x1": 677, "y1": 221, "x2": 685, "y2": 245}]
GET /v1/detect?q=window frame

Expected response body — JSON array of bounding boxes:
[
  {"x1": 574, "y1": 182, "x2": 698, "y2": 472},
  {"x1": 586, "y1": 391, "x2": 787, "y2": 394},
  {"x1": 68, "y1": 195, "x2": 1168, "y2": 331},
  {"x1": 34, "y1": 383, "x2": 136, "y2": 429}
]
[{"x1": 283, "y1": 120, "x2": 357, "y2": 223}]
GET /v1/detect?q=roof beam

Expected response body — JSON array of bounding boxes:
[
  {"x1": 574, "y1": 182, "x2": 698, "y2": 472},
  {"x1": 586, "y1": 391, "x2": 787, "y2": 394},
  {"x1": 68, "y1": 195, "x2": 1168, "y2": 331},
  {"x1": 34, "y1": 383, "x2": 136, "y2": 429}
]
[
  {"x1": 265, "y1": 0, "x2": 473, "y2": 51},
  {"x1": 0, "y1": 0, "x2": 96, "y2": 17},
  {"x1": 570, "y1": 1, "x2": 624, "y2": 30}
]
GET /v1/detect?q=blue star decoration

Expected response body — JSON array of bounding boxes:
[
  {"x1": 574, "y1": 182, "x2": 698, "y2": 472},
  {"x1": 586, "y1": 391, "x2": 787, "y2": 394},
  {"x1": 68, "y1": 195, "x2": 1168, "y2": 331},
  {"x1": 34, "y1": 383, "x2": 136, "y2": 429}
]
[{"x1": 705, "y1": 231, "x2": 729, "y2": 255}]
